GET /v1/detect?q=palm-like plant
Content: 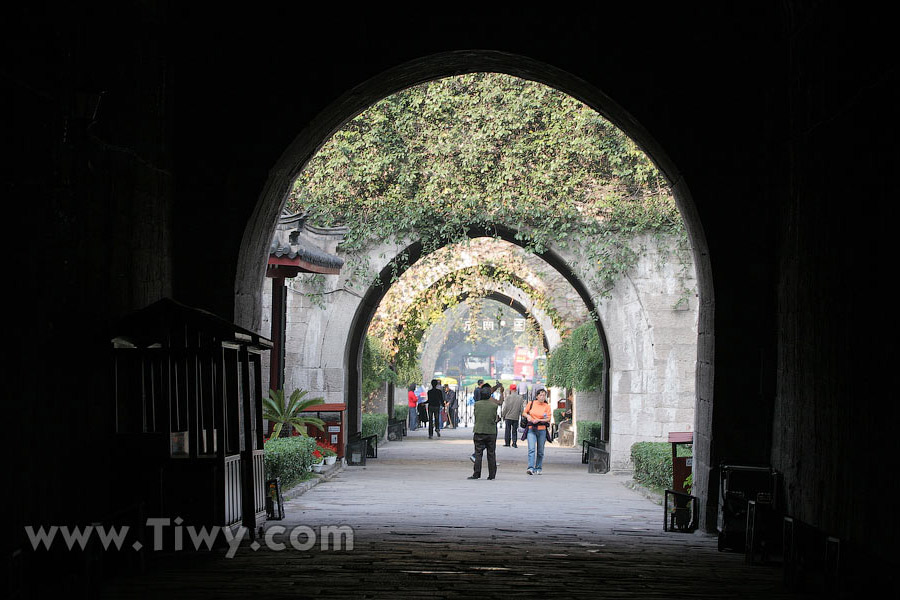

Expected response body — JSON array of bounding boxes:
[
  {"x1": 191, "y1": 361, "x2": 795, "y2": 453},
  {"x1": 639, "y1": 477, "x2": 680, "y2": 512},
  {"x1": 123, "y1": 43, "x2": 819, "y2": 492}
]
[{"x1": 263, "y1": 388, "x2": 326, "y2": 438}]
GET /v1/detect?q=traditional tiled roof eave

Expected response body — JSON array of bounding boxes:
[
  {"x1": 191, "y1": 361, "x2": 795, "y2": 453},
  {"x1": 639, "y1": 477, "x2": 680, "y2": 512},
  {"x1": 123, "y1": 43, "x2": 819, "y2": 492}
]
[{"x1": 267, "y1": 211, "x2": 345, "y2": 276}]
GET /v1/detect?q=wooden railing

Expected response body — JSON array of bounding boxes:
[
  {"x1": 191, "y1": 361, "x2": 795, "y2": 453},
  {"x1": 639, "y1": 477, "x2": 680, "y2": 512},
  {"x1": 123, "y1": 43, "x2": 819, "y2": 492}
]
[
  {"x1": 224, "y1": 454, "x2": 242, "y2": 526},
  {"x1": 252, "y1": 449, "x2": 266, "y2": 516}
]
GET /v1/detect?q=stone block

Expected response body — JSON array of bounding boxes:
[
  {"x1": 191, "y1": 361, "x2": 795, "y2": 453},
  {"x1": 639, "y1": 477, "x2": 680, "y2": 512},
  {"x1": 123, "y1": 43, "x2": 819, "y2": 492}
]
[{"x1": 324, "y1": 368, "x2": 344, "y2": 392}]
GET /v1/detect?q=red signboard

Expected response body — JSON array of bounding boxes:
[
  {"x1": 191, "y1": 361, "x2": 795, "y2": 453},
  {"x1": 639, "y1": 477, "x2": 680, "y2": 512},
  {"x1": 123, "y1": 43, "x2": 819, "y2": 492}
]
[{"x1": 513, "y1": 346, "x2": 539, "y2": 380}]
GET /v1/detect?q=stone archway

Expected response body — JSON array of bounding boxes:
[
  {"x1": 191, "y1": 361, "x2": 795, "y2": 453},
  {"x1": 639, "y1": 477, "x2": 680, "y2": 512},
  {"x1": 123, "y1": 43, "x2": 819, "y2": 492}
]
[
  {"x1": 418, "y1": 289, "x2": 561, "y2": 383},
  {"x1": 237, "y1": 50, "x2": 711, "y2": 502},
  {"x1": 260, "y1": 223, "x2": 696, "y2": 471}
]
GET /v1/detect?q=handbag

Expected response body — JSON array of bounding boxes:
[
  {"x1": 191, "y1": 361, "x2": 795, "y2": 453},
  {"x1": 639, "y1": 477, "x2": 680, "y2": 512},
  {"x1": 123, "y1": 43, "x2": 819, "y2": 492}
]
[{"x1": 519, "y1": 402, "x2": 532, "y2": 428}]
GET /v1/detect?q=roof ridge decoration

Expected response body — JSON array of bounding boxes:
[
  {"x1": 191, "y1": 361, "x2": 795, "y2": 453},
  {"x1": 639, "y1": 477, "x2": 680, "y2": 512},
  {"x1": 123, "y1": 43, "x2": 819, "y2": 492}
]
[{"x1": 268, "y1": 210, "x2": 345, "y2": 274}]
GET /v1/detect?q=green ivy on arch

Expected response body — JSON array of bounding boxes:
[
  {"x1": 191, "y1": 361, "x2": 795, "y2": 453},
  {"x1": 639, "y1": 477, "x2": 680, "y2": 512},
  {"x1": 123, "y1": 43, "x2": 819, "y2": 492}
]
[{"x1": 286, "y1": 72, "x2": 687, "y2": 299}]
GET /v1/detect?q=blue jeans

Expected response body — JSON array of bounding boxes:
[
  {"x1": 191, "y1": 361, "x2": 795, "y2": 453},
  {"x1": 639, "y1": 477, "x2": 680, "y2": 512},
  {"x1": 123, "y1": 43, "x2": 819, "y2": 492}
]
[
  {"x1": 408, "y1": 406, "x2": 418, "y2": 430},
  {"x1": 526, "y1": 428, "x2": 547, "y2": 471}
]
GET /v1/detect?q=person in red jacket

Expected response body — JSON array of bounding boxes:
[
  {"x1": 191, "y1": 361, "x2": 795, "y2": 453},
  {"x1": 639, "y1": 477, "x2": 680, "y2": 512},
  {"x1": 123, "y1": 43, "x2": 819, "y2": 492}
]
[{"x1": 407, "y1": 383, "x2": 419, "y2": 431}]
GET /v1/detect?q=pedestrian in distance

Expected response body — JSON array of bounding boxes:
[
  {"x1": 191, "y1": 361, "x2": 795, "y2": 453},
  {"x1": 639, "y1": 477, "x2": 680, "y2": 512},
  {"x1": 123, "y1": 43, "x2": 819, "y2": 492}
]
[
  {"x1": 523, "y1": 385, "x2": 552, "y2": 475},
  {"x1": 443, "y1": 383, "x2": 458, "y2": 428},
  {"x1": 472, "y1": 379, "x2": 485, "y2": 402},
  {"x1": 426, "y1": 379, "x2": 445, "y2": 438},
  {"x1": 500, "y1": 383, "x2": 525, "y2": 447},
  {"x1": 470, "y1": 381, "x2": 503, "y2": 463},
  {"x1": 416, "y1": 386, "x2": 428, "y2": 429},
  {"x1": 407, "y1": 383, "x2": 418, "y2": 431},
  {"x1": 468, "y1": 383, "x2": 501, "y2": 480}
]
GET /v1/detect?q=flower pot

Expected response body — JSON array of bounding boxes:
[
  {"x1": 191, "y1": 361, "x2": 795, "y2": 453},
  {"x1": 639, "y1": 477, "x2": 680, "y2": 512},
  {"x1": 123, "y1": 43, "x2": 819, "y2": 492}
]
[
  {"x1": 324, "y1": 455, "x2": 336, "y2": 465},
  {"x1": 311, "y1": 463, "x2": 324, "y2": 473}
]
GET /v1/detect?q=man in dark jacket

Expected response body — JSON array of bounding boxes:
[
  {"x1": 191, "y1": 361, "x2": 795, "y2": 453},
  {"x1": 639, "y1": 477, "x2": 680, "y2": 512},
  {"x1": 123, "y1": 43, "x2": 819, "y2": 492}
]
[
  {"x1": 468, "y1": 383, "x2": 501, "y2": 480},
  {"x1": 426, "y1": 379, "x2": 445, "y2": 438}
]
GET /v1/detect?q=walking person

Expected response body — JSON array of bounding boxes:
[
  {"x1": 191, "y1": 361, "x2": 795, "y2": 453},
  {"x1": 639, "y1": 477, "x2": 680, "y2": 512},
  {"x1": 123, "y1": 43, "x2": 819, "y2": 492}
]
[
  {"x1": 407, "y1": 383, "x2": 418, "y2": 431},
  {"x1": 500, "y1": 383, "x2": 525, "y2": 447},
  {"x1": 443, "y1": 384, "x2": 458, "y2": 428},
  {"x1": 472, "y1": 379, "x2": 485, "y2": 401},
  {"x1": 523, "y1": 385, "x2": 552, "y2": 475},
  {"x1": 468, "y1": 383, "x2": 501, "y2": 480},
  {"x1": 426, "y1": 379, "x2": 445, "y2": 438},
  {"x1": 416, "y1": 384, "x2": 428, "y2": 429}
]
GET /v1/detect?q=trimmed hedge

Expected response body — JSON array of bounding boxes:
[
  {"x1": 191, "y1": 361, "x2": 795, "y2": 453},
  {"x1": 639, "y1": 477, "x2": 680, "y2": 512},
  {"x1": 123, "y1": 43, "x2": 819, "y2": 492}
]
[
  {"x1": 393, "y1": 405, "x2": 409, "y2": 423},
  {"x1": 576, "y1": 420, "x2": 603, "y2": 446},
  {"x1": 264, "y1": 436, "x2": 319, "y2": 490},
  {"x1": 630, "y1": 441, "x2": 694, "y2": 490},
  {"x1": 362, "y1": 413, "x2": 389, "y2": 439},
  {"x1": 631, "y1": 441, "x2": 674, "y2": 490}
]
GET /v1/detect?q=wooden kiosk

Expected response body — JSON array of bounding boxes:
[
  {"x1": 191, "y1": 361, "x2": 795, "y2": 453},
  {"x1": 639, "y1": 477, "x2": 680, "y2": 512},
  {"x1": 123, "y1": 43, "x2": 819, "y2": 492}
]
[{"x1": 111, "y1": 298, "x2": 272, "y2": 536}]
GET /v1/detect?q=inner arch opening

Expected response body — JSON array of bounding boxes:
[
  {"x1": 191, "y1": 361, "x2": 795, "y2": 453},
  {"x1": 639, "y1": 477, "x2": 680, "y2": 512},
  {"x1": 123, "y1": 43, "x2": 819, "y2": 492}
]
[{"x1": 256, "y1": 68, "x2": 696, "y2": 486}]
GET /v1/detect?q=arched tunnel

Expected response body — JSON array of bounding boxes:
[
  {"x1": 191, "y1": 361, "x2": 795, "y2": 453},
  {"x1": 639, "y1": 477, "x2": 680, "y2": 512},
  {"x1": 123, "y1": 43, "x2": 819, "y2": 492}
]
[{"x1": 7, "y1": 4, "x2": 898, "y2": 597}]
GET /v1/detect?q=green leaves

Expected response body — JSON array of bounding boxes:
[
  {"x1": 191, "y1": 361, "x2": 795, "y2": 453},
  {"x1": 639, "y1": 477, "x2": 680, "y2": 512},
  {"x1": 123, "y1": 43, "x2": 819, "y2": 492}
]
[
  {"x1": 263, "y1": 388, "x2": 326, "y2": 438},
  {"x1": 631, "y1": 442, "x2": 676, "y2": 491},
  {"x1": 286, "y1": 73, "x2": 689, "y2": 377},
  {"x1": 547, "y1": 322, "x2": 604, "y2": 391},
  {"x1": 263, "y1": 436, "x2": 320, "y2": 488},
  {"x1": 287, "y1": 73, "x2": 681, "y2": 272},
  {"x1": 362, "y1": 335, "x2": 398, "y2": 397}
]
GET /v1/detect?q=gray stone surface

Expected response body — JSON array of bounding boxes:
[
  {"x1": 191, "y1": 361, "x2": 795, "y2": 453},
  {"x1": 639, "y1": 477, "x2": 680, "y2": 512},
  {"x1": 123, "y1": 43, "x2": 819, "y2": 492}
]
[{"x1": 101, "y1": 426, "x2": 808, "y2": 599}]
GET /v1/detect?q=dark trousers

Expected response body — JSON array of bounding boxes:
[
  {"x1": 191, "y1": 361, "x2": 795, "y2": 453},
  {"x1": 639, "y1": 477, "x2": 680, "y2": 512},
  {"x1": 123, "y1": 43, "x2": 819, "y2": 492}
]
[
  {"x1": 473, "y1": 433, "x2": 497, "y2": 478},
  {"x1": 504, "y1": 419, "x2": 519, "y2": 446},
  {"x1": 428, "y1": 406, "x2": 442, "y2": 437}
]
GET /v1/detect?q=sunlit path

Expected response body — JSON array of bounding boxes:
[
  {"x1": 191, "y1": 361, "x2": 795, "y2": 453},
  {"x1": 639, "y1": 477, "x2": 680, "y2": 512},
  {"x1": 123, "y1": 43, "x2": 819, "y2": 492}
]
[{"x1": 101, "y1": 428, "x2": 811, "y2": 599}]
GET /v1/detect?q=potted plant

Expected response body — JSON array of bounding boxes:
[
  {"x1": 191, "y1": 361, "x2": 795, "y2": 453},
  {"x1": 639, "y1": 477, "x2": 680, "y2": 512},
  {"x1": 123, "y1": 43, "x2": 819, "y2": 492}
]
[
  {"x1": 311, "y1": 449, "x2": 325, "y2": 473},
  {"x1": 318, "y1": 441, "x2": 338, "y2": 465}
]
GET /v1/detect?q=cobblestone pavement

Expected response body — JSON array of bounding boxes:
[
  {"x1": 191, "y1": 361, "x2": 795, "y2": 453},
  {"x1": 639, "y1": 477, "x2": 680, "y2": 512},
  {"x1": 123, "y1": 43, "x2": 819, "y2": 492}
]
[{"x1": 102, "y1": 424, "x2": 811, "y2": 599}]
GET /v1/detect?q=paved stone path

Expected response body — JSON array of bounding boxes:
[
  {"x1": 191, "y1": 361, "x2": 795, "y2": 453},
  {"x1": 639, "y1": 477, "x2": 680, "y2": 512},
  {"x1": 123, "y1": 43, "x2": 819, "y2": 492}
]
[{"x1": 102, "y1": 423, "x2": 811, "y2": 599}]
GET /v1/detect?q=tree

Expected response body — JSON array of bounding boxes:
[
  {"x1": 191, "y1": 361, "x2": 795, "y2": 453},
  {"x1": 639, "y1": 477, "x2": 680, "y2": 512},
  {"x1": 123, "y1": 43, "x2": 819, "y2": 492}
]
[{"x1": 362, "y1": 335, "x2": 399, "y2": 400}]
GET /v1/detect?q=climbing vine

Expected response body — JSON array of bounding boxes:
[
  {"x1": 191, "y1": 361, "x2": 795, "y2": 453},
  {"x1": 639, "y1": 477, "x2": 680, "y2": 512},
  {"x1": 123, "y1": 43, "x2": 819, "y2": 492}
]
[
  {"x1": 286, "y1": 72, "x2": 685, "y2": 297},
  {"x1": 285, "y1": 72, "x2": 692, "y2": 382},
  {"x1": 546, "y1": 322, "x2": 604, "y2": 391}
]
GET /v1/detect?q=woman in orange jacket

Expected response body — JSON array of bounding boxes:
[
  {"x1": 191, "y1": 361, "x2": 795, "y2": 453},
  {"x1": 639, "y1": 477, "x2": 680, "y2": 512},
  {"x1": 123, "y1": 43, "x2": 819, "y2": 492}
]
[{"x1": 523, "y1": 386, "x2": 552, "y2": 475}]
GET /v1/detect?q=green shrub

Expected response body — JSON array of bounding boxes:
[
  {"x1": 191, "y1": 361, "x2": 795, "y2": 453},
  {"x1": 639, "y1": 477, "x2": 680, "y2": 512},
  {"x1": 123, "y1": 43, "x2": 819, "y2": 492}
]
[
  {"x1": 362, "y1": 413, "x2": 389, "y2": 439},
  {"x1": 576, "y1": 420, "x2": 603, "y2": 446},
  {"x1": 630, "y1": 441, "x2": 673, "y2": 490},
  {"x1": 264, "y1": 436, "x2": 319, "y2": 489},
  {"x1": 553, "y1": 408, "x2": 567, "y2": 424},
  {"x1": 393, "y1": 405, "x2": 409, "y2": 423}
]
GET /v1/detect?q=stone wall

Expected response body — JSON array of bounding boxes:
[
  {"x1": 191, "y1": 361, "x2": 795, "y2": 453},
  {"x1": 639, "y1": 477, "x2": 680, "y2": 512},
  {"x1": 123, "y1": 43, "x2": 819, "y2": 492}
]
[{"x1": 263, "y1": 231, "x2": 697, "y2": 472}]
